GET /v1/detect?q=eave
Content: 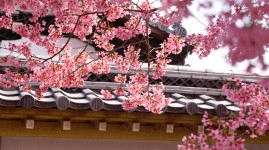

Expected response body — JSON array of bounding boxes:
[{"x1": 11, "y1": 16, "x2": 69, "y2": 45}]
[
  {"x1": 0, "y1": 107, "x2": 201, "y2": 141},
  {"x1": 0, "y1": 107, "x2": 268, "y2": 144}
]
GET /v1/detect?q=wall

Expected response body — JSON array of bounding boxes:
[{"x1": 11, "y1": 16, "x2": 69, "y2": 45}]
[
  {"x1": 0, "y1": 37, "x2": 97, "y2": 60},
  {"x1": 1, "y1": 136, "x2": 269, "y2": 150},
  {"x1": 1, "y1": 137, "x2": 179, "y2": 150}
]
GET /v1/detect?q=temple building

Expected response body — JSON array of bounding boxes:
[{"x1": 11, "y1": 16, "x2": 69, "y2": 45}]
[{"x1": 0, "y1": 11, "x2": 268, "y2": 150}]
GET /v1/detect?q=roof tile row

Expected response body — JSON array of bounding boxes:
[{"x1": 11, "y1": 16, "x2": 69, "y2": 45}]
[{"x1": 0, "y1": 87, "x2": 240, "y2": 116}]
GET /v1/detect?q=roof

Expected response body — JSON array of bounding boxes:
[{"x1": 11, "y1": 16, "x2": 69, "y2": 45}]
[
  {"x1": 0, "y1": 85, "x2": 237, "y2": 116},
  {"x1": 1, "y1": 64, "x2": 266, "y2": 117},
  {"x1": 0, "y1": 11, "x2": 268, "y2": 117},
  {"x1": 1, "y1": 11, "x2": 193, "y2": 65}
]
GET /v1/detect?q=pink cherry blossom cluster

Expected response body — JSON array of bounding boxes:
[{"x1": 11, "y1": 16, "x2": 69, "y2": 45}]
[
  {"x1": 114, "y1": 74, "x2": 127, "y2": 83},
  {"x1": 163, "y1": 34, "x2": 186, "y2": 54},
  {"x1": 223, "y1": 78, "x2": 269, "y2": 137},
  {"x1": 107, "y1": 5, "x2": 127, "y2": 22},
  {"x1": 160, "y1": 0, "x2": 269, "y2": 69},
  {"x1": 178, "y1": 112, "x2": 246, "y2": 150},
  {"x1": 7, "y1": 42, "x2": 32, "y2": 58},
  {"x1": 115, "y1": 87, "x2": 128, "y2": 96},
  {"x1": 0, "y1": 68, "x2": 29, "y2": 87},
  {"x1": 0, "y1": 55, "x2": 22, "y2": 68},
  {"x1": 130, "y1": 72, "x2": 148, "y2": 85},
  {"x1": 89, "y1": 59, "x2": 110, "y2": 75},
  {"x1": 205, "y1": 1, "x2": 268, "y2": 69},
  {"x1": 152, "y1": 35, "x2": 185, "y2": 79},
  {"x1": 123, "y1": 82, "x2": 170, "y2": 113},
  {"x1": 0, "y1": 1, "x2": 269, "y2": 148},
  {"x1": 180, "y1": 78, "x2": 269, "y2": 149},
  {"x1": 100, "y1": 45, "x2": 141, "y2": 73},
  {"x1": 0, "y1": 2, "x2": 266, "y2": 104},
  {"x1": 112, "y1": 72, "x2": 170, "y2": 113},
  {"x1": 101, "y1": 89, "x2": 113, "y2": 99},
  {"x1": 0, "y1": 16, "x2": 12, "y2": 29},
  {"x1": 115, "y1": 17, "x2": 147, "y2": 40}
]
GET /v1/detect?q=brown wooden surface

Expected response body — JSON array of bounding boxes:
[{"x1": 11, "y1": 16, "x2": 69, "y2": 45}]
[
  {"x1": 0, "y1": 120, "x2": 194, "y2": 141},
  {"x1": 0, "y1": 107, "x2": 268, "y2": 144},
  {"x1": 0, "y1": 107, "x2": 198, "y2": 141},
  {"x1": 0, "y1": 107, "x2": 202, "y2": 124}
]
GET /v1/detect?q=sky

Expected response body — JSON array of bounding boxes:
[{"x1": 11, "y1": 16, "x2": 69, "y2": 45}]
[
  {"x1": 1, "y1": 0, "x2": 268, "y2": 74},
  {"x1": 180, "y1": 1, "x2": 269, "y2": 74}
]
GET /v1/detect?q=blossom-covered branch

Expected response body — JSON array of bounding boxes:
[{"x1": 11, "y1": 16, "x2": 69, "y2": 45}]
[{"x1": 0, "y1": 1, "x2": 269, "y2": 149}]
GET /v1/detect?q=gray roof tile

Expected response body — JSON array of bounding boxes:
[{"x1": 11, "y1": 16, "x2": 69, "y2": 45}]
[
  {"x1": 227, "y1": 106, "x2": 240, "y2": 111},
  {"x1": 185, "y1": 102, "x2": 198, "y2": 114},
  {"x1": 197, "y1": 104, "x2": 215, "y2": 115},
  {"x1": 215, "y1": 104, "x2": 227, "y2": 116},
  {"x1": 198, "y1": 104, "x2": 214, "y2": 110},
  {"x1": 54, "y1": 89, "x2": 85, "y2": 99},
  {"x1": 0, "y1": 93, "x2": 21, "y2": 106},
  {"x1": 69, "y1": 98, "x2": 89, "y2": 104},
  {"x1": 117, "y1": 96, "x2": 128, "y2": 102},
  {"x1": 103, "y1": 100, "x2": 122, "y2": 110},
  {"x1": 82, "y1": 88, "x2": 94, "y2": 95},
  {"x1": 96, "y1": 93, "x2": 116, "y2": 100},
  {"x1": 206, "y1": 100, "x2": 232, "y2": 106},
  {"x1": 178, "y1": 98, "x2": 204, "y2": 105},
  {"x1": 199, "y1": 95, "x2": 214, "y2": 101},
  {"x1": 168, "y1": 97, "x2": 177, "y2": 103},
  {"x1": 166, "y1": 103, "x2": 185, "y2": 113},
  {"x1": 136, "y1": 106, "x2": 149, "y2": 112},
  {"x1": 38, "y1": 97, "x2": 56, "y2": 102},
  {"x1": 190, "y1": 99, "x2": 204, "y2": 104},
  {"x1": 168, "y1": 102, "x2": 185, "y2": 108},
  {"x1": 0, "y1": 84, "x2": 242, "y2": 116},
  {"x1": 0, "y1": 89, "x2": 20, "y2": 96},
  {"x1": 69, "y1": 101, "x2": 90, "y2": 109},
  {"x1": 20, "y1": 92, "x2": 35, "y2": 108},
  {"x1": 171, "y1": 93, "x2": 186, "y2": 99},
  {"x1": 29, "y1": 90, "x2": 53, "y2": 97},
  {"x1": 103, "y1": 100, "x2": 122, "y2": 105}
]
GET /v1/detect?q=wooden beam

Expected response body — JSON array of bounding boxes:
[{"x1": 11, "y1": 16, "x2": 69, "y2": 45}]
[
  {"x1": 0, "y1": 108, "x2": 268, "y2": 143},
  {"x1": 0, "y1": 120, "x2": 267, "y2": 144},
  {"x1": 197, "y1": 125, "x2": 204, "y2": 134},
  {"x1": 0, "y1": 107, "x2": 202, "y2": 124},
  {"x1": 97, "y1": 121, "x2": 107, "y2": 131},
  {"x1": 25, "y1": 119, "x2": 34, "y2": 129},
  {"x1": 62, "y1": 120, "x2": 71, "y2": 131},
  {"x1": 0, "y1": 120, "x2": 191, "y2": 141},
  {"x1": 125, "y1": 122, "x2": 140, "y2": 132},
  {"x1": 131, "y1": 122, "x2": 140, "y2": 132},
  {"x1": 228, "y1": 127, "x2": 235, "y2": 135},
  {"x1": 166, "y1": 124, "x2": 174, "y2": 134}
]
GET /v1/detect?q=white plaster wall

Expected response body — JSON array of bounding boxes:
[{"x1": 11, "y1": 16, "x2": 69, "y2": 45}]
[
  {"x1": 1, "y1": 136, "x2": 269, "y2": 150},
  {"x1": 1, "y1": 137, "x2": 179, "y2": 150},
  {"x1": 0, "y1": 37, "x2": 97, "y2": 60}
]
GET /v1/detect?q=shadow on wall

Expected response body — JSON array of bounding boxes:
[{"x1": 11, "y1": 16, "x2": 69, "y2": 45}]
[
  {"x1": 1, "y1": 136, "x2": 269, "y2": 150},
  {"x1": 1, "y1": 137, "x2": 179, "y2": 150}
]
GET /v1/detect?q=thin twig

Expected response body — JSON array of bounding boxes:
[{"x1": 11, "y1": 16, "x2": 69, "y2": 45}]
[
  {"x1": 41, "y1": 16, "x2": 81, "y2": 64},
  {"x1": 187, "y1": 8, "x2": 207, "y2": 26}
]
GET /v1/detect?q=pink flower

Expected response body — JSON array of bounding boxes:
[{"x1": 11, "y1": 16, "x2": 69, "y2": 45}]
[
  {"x1": 114, "y1": 74, "x2": 127, "y2": 83},
  {"x1": 115, "y1": 87, "x2": 127, "y2": 96},
  {"x1": 101, "y1": 89, "x2": 113, "y2": 99},
  {"x1": 130, "y1": 72, "x2": 148, "y2": 85}
]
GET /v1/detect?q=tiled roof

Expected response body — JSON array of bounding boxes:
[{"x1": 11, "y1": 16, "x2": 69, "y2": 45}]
[
  {"x1": 0, "y1": 64, "x2": 267, "y2": 117},
  {"x1": 0, "y1": 84, "x2": 239, "y2": 117}
]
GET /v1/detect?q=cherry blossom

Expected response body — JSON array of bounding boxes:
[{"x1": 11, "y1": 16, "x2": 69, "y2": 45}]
[
  {"x1": 178, "y1": 113, "x2": 246, "y2": 150},
  {"x1": 114, "y1": 74, "x2": 127, "y2": 83},
  {"x1": 0, "y1": 1, "x2": 269, "y2": 149},
  {"x1": 101, "y1": 89, "x2": 113, "y2": 99}
]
